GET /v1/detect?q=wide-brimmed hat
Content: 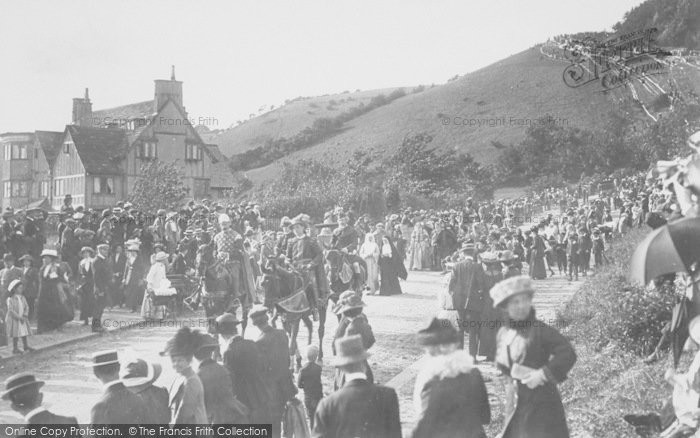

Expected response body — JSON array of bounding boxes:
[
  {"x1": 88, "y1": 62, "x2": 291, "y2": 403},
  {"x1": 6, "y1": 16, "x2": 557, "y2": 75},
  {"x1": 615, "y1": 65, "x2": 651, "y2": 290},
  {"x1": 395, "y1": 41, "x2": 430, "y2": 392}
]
[
  {"x1": 479, "y1": 251, "x2": 500, "y2": 264},
  {"x1": 96, "y1": 243, "x2": 110, "y2": 252},
  {"x1": 7, "y1": 279, "x2": 22, "y2": 294},
  {"x1": 490, "y1": 275, "x2": 534, "y2": 308},
  {"x1": 498, "y1": 250, "x2": 516, "y2": 262},
  {"x1": 334, "y1": 294, "x2": 366, "y2": 315},
  {"x1": 160, "y1": 327, "x2": 200, "y2": 357},
  {"x1": 1, "y1": 373, "x2": 45, "y2": 400},
  {"x1": 332, "y1": 335, "x2": 370, "y2": 367},
  {"x1": 280, "y1": 216, "x2": 292, "y2": 227},
  {"x1": 291, "y1": 214, "x2": 308, "y2": 227},
  {"x1": 196, "y1": 334, "x2": 219, "y2": 352},
  {"x1": 40, "y1": 249, "x2": 58, "y2": 258},
  {"x1": 89, "y1": 350, "x2": 120, "y2": 368},
  {"x1": 416, "y1": 318, "x2": 461, "y2": 346},
  {"x1": 154, "y1": 252, "x2": 168, "y2": 262},
  {"x1": 215, "y1": 313, "x2": 242, "y2": 334},
  {"x1": 18, "y1": 254, "x2": 34, "y2": 263},
  {"x1": 73, "y1": 212, "x2": 85, "y2": 220},
  {"x1": 120, "y1": 359, "x2": 162, "y2": 389},
  {"x1": 249, "y1": 305, "x2": 270, "y2": 321}
]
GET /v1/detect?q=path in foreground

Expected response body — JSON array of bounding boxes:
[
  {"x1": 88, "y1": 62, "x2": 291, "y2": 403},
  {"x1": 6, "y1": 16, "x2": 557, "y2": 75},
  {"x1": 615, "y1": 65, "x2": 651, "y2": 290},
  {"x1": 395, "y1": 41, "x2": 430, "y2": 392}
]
[{"x1": 0, "y1": 267, "x2": 579, "y2": 434}]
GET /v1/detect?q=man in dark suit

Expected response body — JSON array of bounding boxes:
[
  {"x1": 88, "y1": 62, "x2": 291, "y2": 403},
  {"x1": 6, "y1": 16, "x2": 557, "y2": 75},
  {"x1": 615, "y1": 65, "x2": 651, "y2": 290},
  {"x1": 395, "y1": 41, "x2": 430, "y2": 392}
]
[
  {"x1": 250, "y1": 306, "x2": 297, "y2": 438},
  {"x1": 2, "y1": 373, "x2": 78, "y2": 426},
  {"x1": 447, "y1": 243, "x2": 486, "y2": 357},
  {"x1": 92, "y1": 244, "x2": 112, "y2": 332},
  {"x1": 194, "y1": 333, "x2": 248, "y2": 424},
  {"x1": 313, "y1": 335, "x2": 401, "y2": 438},
  {"x1": 218, "y1": 313, "x2": 273, "y2": 425},
  {"x1": 90, "y1": 350, "x2": 147, "y2": 424}
]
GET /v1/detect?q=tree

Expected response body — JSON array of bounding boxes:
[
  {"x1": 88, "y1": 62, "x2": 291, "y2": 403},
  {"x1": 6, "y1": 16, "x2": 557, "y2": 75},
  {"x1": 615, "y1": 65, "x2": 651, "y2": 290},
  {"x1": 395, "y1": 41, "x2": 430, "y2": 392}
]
[{"x1": 129, "y1": 160, "x2": 190, "y2": 212}]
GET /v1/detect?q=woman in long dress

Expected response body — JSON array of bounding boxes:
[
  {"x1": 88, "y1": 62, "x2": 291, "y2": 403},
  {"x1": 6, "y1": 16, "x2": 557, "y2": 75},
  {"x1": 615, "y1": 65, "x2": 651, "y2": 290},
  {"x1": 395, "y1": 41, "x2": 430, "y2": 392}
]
[
  {"x1": 491, "y1": 275, "x2": 576, "y2": 438},
  {"x1": 141, "y1": 251, "x2": 177, "y2": 321},
  {"x1": 528, "y1": 227, "x2": 547, "y2": 280},
  {"x1": 409, "y1": 221, "x2": 429, "y2": 270},
  {"x1": 359, "y1": 234, "x2": 380, "y2": 295},
  {"x1": 36, "y1": 249, "x2": 73, "y2": 333},
  {"x1": 378, "y1": 236, "x2": 407, "y2": 296}
]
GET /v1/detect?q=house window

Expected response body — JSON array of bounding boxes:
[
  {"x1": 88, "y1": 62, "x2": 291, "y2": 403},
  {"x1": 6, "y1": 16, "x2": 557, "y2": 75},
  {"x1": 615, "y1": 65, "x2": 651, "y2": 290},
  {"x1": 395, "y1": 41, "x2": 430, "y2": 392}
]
[
  {"x1": 93, "y1": 177, "x2": 114, "y2": 194},
  {"x1": 40, "y1": 181, "x2": 49, "y2": 197},
  {"x1": 3, "y1": 182, "x2": 10, "y2": 198},
  {"x1": 34, "y1": 148, "x2": 38, "y2": 159},
  {"x1": 139, "y1": 142, "x2": 157, "y2": 159},
  {"x1": 7, "y1": 181, "x2": 28, "y2": 197},
  {"x1": 186, "y1": 144, "x2": 202, "y2": 161},
  {"x1": 4, "y1": 144, "x2": 28, "y2": 160},
  {"x1": 63, "y1": 142, "x2": 72, "y2": 154}
]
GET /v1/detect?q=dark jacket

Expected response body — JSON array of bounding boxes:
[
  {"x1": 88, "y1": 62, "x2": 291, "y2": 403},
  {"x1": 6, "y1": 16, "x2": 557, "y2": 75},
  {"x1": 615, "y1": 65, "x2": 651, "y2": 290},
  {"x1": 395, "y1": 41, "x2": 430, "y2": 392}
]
[
  {"x1": 446, "y1": 258, "x2": 485, "y2": 312},
  {"x1": 27, "y1": 408, "x2": 78, "y2": 425},
  {"x1": 223, "y1": 335, "x2": 273, "y2": 424},
  {"x1": 412, "y1": 350, "x2": 490, "y2": 438},
  {"x1": 134, "y1": 385, "x2": 170, "y2": 424},
  {"x1": 496, "y1": 310, "x2": 577, "y2": 438},
  {"x1": 197, "y1": 358, "x2": 249, "y2": 425},
  {"x1": 91, "y1": 381, "x2": 147, "y2": 425},
  {"x1": 256, "y1": 325, "x2": 297, "y2": 413},
  {"x1": 312, "y1": 379, "x2": 401, "y2": 438}
]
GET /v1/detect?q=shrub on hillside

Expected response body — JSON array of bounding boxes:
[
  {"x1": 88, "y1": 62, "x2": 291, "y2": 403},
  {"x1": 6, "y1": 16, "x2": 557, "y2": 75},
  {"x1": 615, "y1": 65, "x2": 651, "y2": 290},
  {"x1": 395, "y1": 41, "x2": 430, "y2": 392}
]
[{"x1": 557, "y1": 228, "x2": 678, "y2": 356}]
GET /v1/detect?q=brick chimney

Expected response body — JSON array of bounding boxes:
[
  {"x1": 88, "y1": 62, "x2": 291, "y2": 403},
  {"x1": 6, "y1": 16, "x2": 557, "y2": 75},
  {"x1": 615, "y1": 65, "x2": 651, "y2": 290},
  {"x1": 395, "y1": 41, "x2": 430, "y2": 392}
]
[
  {"x1": 154, "y1": 65, "x2": 183, "y2": 112},
  {"x1": 72, "y1": 88, "x2": 93, "y2": 126}
]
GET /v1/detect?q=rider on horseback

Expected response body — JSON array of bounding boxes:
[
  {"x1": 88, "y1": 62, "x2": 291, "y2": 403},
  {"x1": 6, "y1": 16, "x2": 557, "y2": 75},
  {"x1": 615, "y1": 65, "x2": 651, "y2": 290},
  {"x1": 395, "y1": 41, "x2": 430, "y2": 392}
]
[{"x1": 285, "y1": 214, "x2": 329, "y2": 321}]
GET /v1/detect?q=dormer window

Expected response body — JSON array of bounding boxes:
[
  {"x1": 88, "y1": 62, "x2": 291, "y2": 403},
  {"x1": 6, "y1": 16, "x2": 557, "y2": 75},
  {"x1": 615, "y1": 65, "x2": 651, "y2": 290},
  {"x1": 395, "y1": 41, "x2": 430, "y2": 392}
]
[{"x1": 185, "y1": 144, "x2": 202, "y2": 161}]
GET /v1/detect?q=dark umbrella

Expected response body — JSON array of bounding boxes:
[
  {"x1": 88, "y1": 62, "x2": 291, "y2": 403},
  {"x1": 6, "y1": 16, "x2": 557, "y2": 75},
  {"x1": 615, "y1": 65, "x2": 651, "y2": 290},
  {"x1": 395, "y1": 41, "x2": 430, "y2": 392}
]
[{"x1": 629, "y1": 217, "x2": 700, "y2": 285}]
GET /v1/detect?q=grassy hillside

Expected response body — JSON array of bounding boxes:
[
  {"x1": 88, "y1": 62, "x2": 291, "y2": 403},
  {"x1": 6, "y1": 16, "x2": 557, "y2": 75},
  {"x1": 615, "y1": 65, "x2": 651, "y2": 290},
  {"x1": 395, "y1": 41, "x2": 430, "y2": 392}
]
[
  {"x1": 244, "y1": 44, "x2": 700, "y2": 186},
  {"x1": 201, "y1": 88, "x2": 406, "y2": 156}
]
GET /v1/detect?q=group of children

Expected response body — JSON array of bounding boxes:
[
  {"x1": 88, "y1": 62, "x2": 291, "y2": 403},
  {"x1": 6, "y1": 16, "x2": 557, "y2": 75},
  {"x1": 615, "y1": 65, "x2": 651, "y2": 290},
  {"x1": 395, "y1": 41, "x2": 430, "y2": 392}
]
[{"x1": 545, "y1": 227, "x2": 606, "y2": 281}]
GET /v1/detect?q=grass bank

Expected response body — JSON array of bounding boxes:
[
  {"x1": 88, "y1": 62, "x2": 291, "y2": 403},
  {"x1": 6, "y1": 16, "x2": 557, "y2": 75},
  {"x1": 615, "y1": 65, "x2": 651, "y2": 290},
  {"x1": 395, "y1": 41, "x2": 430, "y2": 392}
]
[{"x1": 557, "y1": 228, "x2": 686, "y2": 437}]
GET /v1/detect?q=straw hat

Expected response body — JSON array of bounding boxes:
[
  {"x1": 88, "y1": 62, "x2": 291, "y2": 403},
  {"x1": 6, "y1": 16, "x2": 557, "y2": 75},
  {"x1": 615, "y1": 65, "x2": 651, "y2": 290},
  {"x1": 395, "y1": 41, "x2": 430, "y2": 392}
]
[
  {"x1": 88, "y1": 350, "x2": 120, "y2": 368},
  {"x1": 120, "y1": 359, "x2": 162, "y2": 390},
  {"x1": 40, "y1": 249, "x2": 58, "y2": 258},
  {"x1": 490, "y1": 275, "x2": 535, "y2": 308},
  {"x1": 154, "y1": 252, "x2": 168, "y2": 262}
]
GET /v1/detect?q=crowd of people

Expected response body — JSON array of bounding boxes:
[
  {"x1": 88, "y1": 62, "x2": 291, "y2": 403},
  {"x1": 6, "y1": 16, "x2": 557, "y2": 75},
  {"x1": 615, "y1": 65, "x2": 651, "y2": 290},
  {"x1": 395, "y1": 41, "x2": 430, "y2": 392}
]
[{"x1": 0, "y1": 172, "x2": 685, "y2": 437}]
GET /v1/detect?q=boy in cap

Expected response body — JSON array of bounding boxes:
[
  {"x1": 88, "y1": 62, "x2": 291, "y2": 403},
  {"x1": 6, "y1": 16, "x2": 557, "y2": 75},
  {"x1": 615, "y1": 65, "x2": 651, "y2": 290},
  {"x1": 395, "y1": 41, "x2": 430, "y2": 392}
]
[
  {"x1": 297, "y1": 345, "x2": 322, "y2": 427},
  {"x1": 3, "y1": 373, "x2": 77, "y2": 425}
]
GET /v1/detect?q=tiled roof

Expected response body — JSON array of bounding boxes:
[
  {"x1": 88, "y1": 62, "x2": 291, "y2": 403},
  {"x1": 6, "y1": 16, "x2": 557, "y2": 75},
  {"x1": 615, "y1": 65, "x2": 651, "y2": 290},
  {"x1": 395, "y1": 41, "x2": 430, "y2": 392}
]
[
  {"x1": 66, "y1": 125, "x2": 127, "y2": 175},
  {"x1": 203, "y1": 144, "x2": 225, "y2": 163},
  {"x1": 91, "y1": 100, "x2": 155, "y2": 126},
  {"x1": 34, "y1": 130, "x2": 63, "y2": 167}
]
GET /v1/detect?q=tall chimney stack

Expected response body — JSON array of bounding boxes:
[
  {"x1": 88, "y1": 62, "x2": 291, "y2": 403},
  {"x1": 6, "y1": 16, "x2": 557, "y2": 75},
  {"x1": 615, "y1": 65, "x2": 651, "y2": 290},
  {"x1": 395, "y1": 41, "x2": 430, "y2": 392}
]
[
  {"x1": 154, "y1": 66, "x2": 183, "y2": 112},
  {"x1": 72, "y1": 88, "x2": 93, "y2": 126}
]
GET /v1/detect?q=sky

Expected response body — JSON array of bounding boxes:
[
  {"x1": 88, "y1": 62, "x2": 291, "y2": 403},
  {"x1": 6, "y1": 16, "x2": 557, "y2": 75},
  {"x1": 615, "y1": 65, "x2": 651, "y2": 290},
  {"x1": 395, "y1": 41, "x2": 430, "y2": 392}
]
[{"x1": 0, "y1": 0, "x2": 645, "y2": 133}]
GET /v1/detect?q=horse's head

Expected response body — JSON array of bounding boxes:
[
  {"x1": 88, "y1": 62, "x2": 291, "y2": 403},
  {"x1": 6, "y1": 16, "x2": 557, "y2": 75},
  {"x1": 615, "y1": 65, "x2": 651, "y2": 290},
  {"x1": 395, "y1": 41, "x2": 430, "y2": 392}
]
[{"x1": 325, "y1": 250, "x2": 342, "y2": 280}]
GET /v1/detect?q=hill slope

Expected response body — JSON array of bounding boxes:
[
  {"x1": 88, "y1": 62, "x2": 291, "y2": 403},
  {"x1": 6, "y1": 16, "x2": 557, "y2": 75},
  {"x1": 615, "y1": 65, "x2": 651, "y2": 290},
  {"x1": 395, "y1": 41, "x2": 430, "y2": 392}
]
[
  {"x1": 242, "y1": 45, "x2": 700, "y2": 185},
  {"x1": 201, "y1": 88, "x2": 406, "y2": 156}
]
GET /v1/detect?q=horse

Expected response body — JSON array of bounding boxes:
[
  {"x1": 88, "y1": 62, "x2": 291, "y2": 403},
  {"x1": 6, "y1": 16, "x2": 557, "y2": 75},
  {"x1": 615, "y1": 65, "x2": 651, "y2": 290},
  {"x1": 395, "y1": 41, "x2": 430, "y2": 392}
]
[
  {"x1": 260, "y1": 257, "x2": 314, "y2": 370},
  {"x1": 325, "y1": 249, "x2": 368, "y2": 310}
]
